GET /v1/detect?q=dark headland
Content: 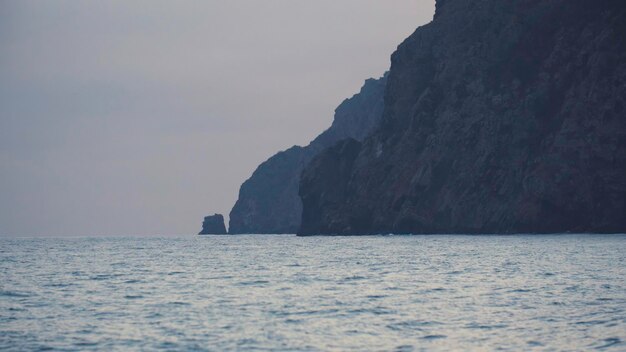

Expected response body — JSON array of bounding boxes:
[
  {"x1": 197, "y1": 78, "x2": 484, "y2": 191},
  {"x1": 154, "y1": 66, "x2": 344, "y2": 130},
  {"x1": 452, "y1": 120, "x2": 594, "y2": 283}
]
[
  {"x1": 201, "y1": 0, "x2": 626, "y2": 236},
  {"x1": 228, "y1": 74, "x2": 388, "y2": 234}
]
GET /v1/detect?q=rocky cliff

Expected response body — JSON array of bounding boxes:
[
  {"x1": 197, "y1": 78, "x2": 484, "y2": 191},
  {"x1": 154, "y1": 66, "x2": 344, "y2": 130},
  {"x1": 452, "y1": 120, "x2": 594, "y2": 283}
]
[
  {"x1": 198, "y1": 214, "x2": 227, "y2": 235},
  {"x1": 228, "y1": 74, "x2": 387, "y2": 234},
  {"x1": 300, "y1": 0, "x2": 626, "y2": 235}
]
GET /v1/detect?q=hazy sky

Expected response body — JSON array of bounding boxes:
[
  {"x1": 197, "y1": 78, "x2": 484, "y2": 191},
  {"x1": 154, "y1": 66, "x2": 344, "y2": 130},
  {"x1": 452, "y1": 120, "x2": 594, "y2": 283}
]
[{"x1": 0, "y1": 1, "x2": 435, "y2": 236}]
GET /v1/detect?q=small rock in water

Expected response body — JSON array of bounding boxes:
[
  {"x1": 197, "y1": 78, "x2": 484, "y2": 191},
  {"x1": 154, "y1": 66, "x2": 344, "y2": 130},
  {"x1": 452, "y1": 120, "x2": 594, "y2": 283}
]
[{"x1": 199, "y1": 214, "x2": 227, "y2": 235}]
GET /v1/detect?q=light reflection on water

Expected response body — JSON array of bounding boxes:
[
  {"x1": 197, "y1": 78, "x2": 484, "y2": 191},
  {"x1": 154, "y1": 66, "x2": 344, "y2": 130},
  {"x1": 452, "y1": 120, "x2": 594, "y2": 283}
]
[{"x1": 1, "y1": 234, "x2": 625, "y2": 351}]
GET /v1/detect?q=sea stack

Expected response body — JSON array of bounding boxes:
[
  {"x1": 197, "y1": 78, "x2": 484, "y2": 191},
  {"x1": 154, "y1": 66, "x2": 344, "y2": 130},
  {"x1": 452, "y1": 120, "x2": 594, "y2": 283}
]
[{"x1": 198, "y1": 214, "x2": 227, "y2": 235}]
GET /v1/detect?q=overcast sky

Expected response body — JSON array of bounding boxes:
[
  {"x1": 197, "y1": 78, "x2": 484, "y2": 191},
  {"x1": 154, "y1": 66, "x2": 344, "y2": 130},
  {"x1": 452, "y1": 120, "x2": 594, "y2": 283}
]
[{"x1": 0, "y1": 1, "x2": 435, "y2": 236}]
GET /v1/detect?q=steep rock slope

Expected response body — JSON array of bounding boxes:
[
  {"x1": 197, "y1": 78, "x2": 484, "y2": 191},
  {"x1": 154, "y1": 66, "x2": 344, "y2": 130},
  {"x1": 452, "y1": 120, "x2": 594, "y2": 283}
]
[
  {"x1": 300, "y1": 0, "x2": 626, "y2": 235},
  {"x1": 228, "y1": 74, "x2": 387, "y2": 234}
]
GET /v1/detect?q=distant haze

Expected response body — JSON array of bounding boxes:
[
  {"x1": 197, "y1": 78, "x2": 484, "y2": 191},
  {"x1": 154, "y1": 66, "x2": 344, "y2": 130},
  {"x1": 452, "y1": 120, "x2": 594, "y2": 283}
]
[{"x1": 0, "y1": 1, "x2": 435, "y2": 236}]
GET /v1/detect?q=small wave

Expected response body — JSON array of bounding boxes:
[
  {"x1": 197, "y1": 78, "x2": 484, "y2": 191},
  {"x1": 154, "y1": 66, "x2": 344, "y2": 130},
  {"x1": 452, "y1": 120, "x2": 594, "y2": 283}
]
[
  {"x1": 466, "y1": 323, "x2": 508, "y2": 330},
  {"x1": 388, "y1": 320, "x2": 441, "y2": 332},
  {"x1": 94, "y1": 311, "x2": 117, "y2": 317},
  {"x1": 527, "y1": 341, "x2": 544, "y2": 347},
  {"x1": 238, "y1": 280, "x2": 270, "y2": 286},
  {"x1": 157, "y1": 342, "x2": 179, "y2": 349},
  {"x1": 89, "y1": 274, "x2": 123, "y2": 281},
  {"x1": 348, "y1": 307, "x2": 393, "y2": 315},
  {"x1": 42, "y1": 282, "x2": 72, "y2": 288},
  {"x1": 0, "y1": 290, "x2": 30, "y2": 298},
  {"x1": 74, "y1": 342, "x2": 99, "y2": 347},
  {"x1": 366, "y1": 295, "x2": 387, "y2": 299},
  {"x1": 124, "y1": 295, "x2": 143, "y2": 299},
  {"x1": 596, "y1": 338, "x2": 622, "y2": 349},
  {"x1": 236, "y1": 338, "x2": 259, "y2": 347},
  {"x1": 203, "y1": 275, "x2": 234, "y2": 280},
  {"x1": 509, "y1": 288, "x2": 532, "y2": 293},
  {"x1": 342, "y1": 275, "x2": 367, "y2": 282},
  {"x1": 576, "y1": 320, "x2": 607, "y2": 326},
  {"x1": 384, "y1": 286, "x2": 404, "y2": 291},
  {"x1": 168, "y1": 301, "x2": 191, "y2": 306},
  {"x1": 273, "y1": 308, "x2": 340, "y2": 317},
  {"x1": 422, "y1": 335, "x2": 447, "y2": 340},
  {"x1": 284, "y1": 318, "x2": 303, "y2": 324}
]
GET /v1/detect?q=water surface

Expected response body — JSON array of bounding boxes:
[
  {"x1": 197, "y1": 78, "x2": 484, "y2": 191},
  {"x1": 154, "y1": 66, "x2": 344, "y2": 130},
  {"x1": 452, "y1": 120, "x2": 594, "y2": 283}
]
[{"x1": 1, "y1": 235, "x2": 625, "y2": 350}]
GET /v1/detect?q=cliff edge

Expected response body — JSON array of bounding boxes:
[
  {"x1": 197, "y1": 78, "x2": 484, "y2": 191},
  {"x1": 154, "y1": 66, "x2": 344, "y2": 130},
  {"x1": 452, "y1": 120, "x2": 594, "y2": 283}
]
[
  {"x1": 300, "y1": 0, "x2": 626, "y2": 235},
  {"x1": 228, "y1": 74, "x2": 388, "y2": 234}
]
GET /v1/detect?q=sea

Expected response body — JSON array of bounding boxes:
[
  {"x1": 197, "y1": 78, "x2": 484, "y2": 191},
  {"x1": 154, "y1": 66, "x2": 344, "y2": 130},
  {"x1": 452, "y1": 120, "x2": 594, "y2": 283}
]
[{"x1": 1, "y1": 234, "x2": 625, "y2": 351}]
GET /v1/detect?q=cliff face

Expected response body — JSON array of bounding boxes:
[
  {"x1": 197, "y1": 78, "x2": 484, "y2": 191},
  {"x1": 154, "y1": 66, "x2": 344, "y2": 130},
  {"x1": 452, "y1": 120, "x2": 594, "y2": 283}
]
[
  {"x1": 228, "y1": 74, "x2": 387, "y2": 234},
  {"x1": 300, "y1": 0, "x2": 626, "y2": 235},
  {"x1": 199, "y1": 214, "x2": 227, "y2": 235}
]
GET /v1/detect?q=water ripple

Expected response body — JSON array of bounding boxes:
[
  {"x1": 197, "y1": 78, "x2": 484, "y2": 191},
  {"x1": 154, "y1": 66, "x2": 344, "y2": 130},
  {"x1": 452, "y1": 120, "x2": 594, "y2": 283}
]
[{"x1": 1, "y1": 234, "x2": 625, "y2": 351}]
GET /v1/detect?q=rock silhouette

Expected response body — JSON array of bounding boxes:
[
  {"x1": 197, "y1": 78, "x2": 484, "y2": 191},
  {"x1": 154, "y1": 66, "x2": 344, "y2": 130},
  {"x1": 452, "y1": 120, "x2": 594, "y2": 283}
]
[
  {"x1": 199, "y1": 214, "x2": 227, "y2": 235},
  {"x1": 228, "y1": 75, "x2": 387, "y2": 234},
  {"x1": 299, "y1": 0, "x2": 626, "y2": 235}
]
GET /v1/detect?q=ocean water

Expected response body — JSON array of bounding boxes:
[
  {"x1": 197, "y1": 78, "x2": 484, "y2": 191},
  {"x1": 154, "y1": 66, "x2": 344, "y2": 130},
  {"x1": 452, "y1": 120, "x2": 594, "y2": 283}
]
[{"x1": 1, "y1": 235, "x2": 625, "y2": 351}]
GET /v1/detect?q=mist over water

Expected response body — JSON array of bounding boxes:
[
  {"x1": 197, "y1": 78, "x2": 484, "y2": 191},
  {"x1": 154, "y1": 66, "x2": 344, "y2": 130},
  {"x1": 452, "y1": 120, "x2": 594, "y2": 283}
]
[{"x1": 1, "y1": 235, "x2": 625, "y2": 350}]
